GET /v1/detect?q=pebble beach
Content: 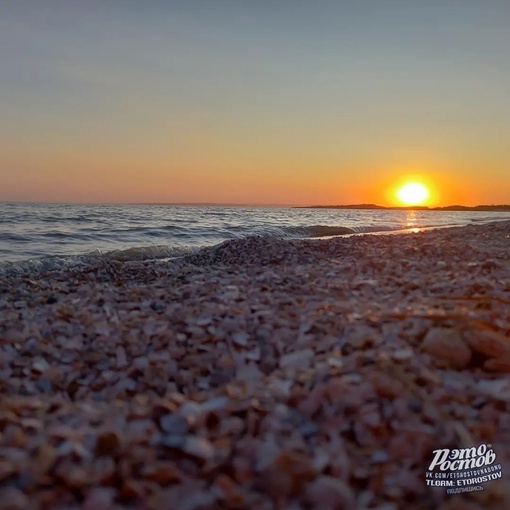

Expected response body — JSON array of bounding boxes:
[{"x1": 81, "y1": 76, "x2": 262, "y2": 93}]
[{"x1": 1, "y1": 220, "x2": 509, "y2": 509}]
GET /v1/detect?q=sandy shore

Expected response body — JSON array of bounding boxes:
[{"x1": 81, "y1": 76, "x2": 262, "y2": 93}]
[{"x1": 1, "y1": 221, "x2": 509, "y2": 509}]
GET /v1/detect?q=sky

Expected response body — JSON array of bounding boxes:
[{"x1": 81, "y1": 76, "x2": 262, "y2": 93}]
[{"x1": 1, "y1": 1, "x2": 509, "y2": 206}]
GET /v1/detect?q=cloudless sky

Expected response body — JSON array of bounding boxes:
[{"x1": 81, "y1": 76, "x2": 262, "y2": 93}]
[{"x1": 1, "y1": 1, "x2": 509, "y2": 205}]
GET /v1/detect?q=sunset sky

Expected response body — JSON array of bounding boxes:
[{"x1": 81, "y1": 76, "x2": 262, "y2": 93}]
[{"x1": 1, "y1": 1, "x2": 509, "y2": 206}]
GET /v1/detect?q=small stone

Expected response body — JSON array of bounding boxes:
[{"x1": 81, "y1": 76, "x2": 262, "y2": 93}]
[
  {"x1": 33, "y1": 444, "x2": 57, "y2": 476},
  {"x1": 82, "y1": 487, "x2": 115, "y2": 510},
  {"x1": 55, "y1": 462, "x2": 89, "y2": 489},
  {"x1": 370, "y1": 373, "x2": 405, "y2": 398},
  {"x1": 201, "y1": 396, "x2": 230, "y2": 412},
  {"x1": 148, "y1": 480, "x2": 217, "y2": 510},
  {"x1": 0, "y1": 487, "x2": 29, "y2": 510},
  {"x1": 159, "y1": 413, "x2": 189, "y2": 435},
  {"x1": 182, "y1": 436, "x2": 215, "y2": 461},
  {"x1": 116, "y1": 346, "x2": 128, "y2": 368},
  {"x1": 92, "y1": 456, "x2": 116, "y2": 484},
  {"x1": 327, "y1": 356, "x2": 343, "y2": 368},
  {"x1": 4, "y1": 425, "x2": 27, "y2": 448},
  {"x1": 265, "y1": 450, "x2": 316, "y2": 498},
  {"x1": 279, "y1": 349, "x2": 314, "y2": 369},
  {"x1": 483, "y1": 358, "x2": 510, "y2": 373},
  {"x1": 141, "y1": 462, "x2": 183, "y2": 484},
  {"x1": 305, "y1": 475, "x2": 356, "y2": 510},
  {"x1": 0, "y1": 460, "x2": 16, "y2": 482},
  {"x1": 35, "y1": 379, "x2": 53, "y2": 392},
  {"x1": 121, "y1": 478, "x2": 146, "y2": 500},
  {"x1": 392, "y1": 348, "x2": 413, "y2": 361},
  {"x1": 150, "y1": 300, "x2": 166, "y2": 312},
  {"x1": 178, "y1": 401, "x2": 203, "y2": 426},
  {"x1": 232, "y1": 332, "x2": 249, "y2": 347},
  {"x1": 95, "y1": 431, "x2": 121, "y2": 457},
  {"x1": 371, "y1": 450, "x2": 389, "y2": 463},
  {"x1": 133, "y1": 356, "x2": 149, "y2": 369},
  {"x1": 32, "y1": 357, "x2": 50, "y2": 373},
  {"x1": 236, "y1": 363, "x2": 263, "y2": 388},
  {"x1": 214, "y1": 474, "x2": 246, "y2": 508}
]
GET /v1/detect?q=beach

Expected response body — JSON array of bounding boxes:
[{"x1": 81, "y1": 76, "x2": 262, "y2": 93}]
[{"x1": 1, "y1": 220, "x2": 509, "y2": 509}]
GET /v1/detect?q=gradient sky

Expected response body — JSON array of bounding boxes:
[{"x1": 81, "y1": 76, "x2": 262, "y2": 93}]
[{"x1": 1, "y1": 1, "x2": 509, "y2": 205}]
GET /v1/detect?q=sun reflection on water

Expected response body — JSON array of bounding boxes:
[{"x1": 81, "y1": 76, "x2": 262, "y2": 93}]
[
  {"x1": 406, "y1": 210, "x2": 417, "y2": 227},
  {"x1": 405, "y1": 211, "x2": 422, "y2": 233}
]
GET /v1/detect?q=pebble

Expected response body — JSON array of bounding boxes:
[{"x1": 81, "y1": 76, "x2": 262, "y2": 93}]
[
  {"x1": 305, "y1": 476, "x2": 356, "y2": 510},
  {"x1": 279, "y1": 348, "x2": 314, "y2": 369}
]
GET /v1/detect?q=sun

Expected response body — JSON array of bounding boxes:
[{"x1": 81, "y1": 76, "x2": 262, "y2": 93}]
[{"x1": 396, "y1": 182, "x2": 430, "y2": 206}]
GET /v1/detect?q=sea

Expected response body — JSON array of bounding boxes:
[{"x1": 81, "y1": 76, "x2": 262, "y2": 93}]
[{"x1": 1, "y1": 202, "x2": 510, "y2": 274}]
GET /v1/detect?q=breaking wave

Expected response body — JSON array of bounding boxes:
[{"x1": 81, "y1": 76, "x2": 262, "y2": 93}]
[
  {"x1": 0, "y1": 223, "x2": 393, "y2": 277},
  {"x1": 0, "y1": 245, "x2": 197, "y2": 278},
  {"x1": 284, "y1": 224, "x2": 398, "y2": 237}
]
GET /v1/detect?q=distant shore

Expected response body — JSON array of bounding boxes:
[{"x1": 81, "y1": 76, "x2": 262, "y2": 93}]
[{"x1": 299, "y1": 203, "x2": 510, "y2": 211}]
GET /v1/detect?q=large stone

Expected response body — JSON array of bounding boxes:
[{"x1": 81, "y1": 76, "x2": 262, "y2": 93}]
[
  {"x1": 421, "y1": 327, "x2": 471, "y2": 369},
  {"x1": 464, "y1": 329, "x2": 510, "y2": 373}
]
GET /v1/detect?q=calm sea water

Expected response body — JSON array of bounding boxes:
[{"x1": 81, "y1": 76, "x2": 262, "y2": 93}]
[{"x1": 1, "y1": 202, "x2": 509, "y2": 270}]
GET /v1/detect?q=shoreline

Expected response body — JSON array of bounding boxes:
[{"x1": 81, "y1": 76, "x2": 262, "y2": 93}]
[
  {"x1": 1, "y1": 221, "x2": 509, "y2": 508},
  {"x1": 320, "y1": 216, "x2": 510, "y2": 240},
  {"x1": 4, "y1": 217, "x2": 510, "y2": 272},
  {"x1": 2, "y1": 204, "x2": 510, "y2": 267}
]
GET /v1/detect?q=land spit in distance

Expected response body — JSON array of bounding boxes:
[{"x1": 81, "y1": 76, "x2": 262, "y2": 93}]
[{"x1": 300, "y1": 203, "x2": 510, "y2": 211}]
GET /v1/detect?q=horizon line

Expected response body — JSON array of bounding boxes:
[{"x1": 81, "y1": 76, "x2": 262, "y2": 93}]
[{"x1": 1, "y1": 200, "x2": 509, "y2": 209}]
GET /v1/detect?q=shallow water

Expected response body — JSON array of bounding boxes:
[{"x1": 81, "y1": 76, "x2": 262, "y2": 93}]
[{"x1": 1, "y1": 202, "x2": 509, "y2": 268}]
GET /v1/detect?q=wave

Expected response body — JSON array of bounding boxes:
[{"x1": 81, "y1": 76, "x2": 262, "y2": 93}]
[
  {"x1": 0, "y1": 224, "x2": 365, "y2": 276},
  {"x1": 0, "y1": 245, "x2": 197, "y2": 278},
  {"x1": 281, "y1": 224, "x2": 401, "y2": 237},
  {"x1": 101, "y1": 245, "x2": 196, "y2": 261},
  {"x1": 0, "y1": 222, "x2": 441, "y2": 276},
  {"x1": 284, "y1": 225, "x2": 354, "y2": 237}
]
